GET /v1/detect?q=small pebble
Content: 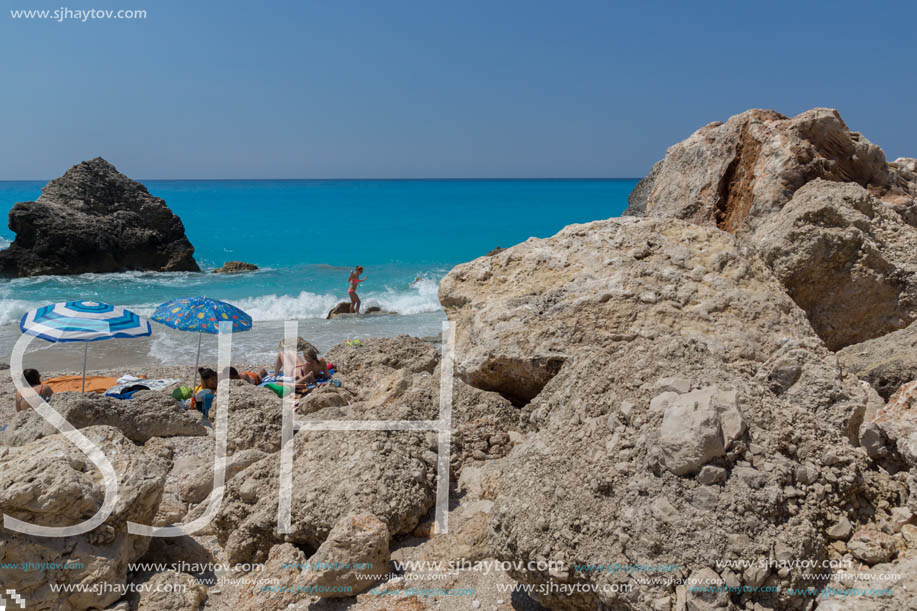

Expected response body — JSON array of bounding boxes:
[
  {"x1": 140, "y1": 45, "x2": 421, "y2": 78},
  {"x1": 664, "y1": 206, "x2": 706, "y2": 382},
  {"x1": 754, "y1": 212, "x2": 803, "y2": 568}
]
[{"x1": 473, "y1": 600, "x2": 481, "y2": 609}]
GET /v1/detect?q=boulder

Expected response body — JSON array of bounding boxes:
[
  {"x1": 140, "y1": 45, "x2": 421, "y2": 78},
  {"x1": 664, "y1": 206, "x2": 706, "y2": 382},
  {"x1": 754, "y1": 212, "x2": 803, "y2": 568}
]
[
  {"x1": 847, "y1": 527, "x2": 897, "y2": 564},
  {"x1": 0, "y1": 158, "x2": 199, "y2": 277},
  {"x1": 439, "y1": 217, "x2": 870, "y2": 436},
  {"x1": 325, "y1": 335, "x2": 439, "y2": 376},
  {"x1": 485, "y1": 336, "x2": 894, "y2": 610},
  {"x1": 0, "y1": 391, "x2": 206, "y2": 447},
  {"x1": 299, "y1": 513, "x2": 390, "y2": 596},
  {"x1": 838, "y1": 319, "x2": 917, "y2": 400},
  {"x1": 211, "y1": 428, "x2": 435, "y2": 565},
  {"x1": 631, "y1": 108, "x2": 916, "y2": 233},
  {"x1": 657, "y1": 386, "x2": 744, "y2": 476},
  {"x1": 0, "y1": 426, "x2": 170, "y2": 610},
  {"x1": 213, "y1": 260, "x2": 258, "y2": 273},
  {"x1": 224, "y1": 380, "x2": 285, "y2": 454},
  {"x1": 177, "y1": 447, "x2": 270, "y2": 504},
  {"x1": 326, "y1": 301, "x2": 353, "y2": 319},
  {"x1": 628, "y1": 109, "x2": 917, "y2": 351},
  {"x1": 753, "y1": 180, "x2": 917, "y2": 349},
  {"x1": 439, "y1": 216, "x2": 896, "y2": 609}
]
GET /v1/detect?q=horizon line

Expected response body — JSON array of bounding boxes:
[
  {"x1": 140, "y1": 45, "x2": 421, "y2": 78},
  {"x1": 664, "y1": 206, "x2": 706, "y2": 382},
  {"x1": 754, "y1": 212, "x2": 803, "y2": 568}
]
[{"x1": 0, "y1": 176, "x2": 641, "y2": 183}]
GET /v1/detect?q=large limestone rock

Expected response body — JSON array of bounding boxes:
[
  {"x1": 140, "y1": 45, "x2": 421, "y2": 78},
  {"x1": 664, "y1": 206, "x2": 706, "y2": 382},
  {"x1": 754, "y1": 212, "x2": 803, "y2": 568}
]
[
  {"x1": 0, "y1": 391, "x2": 206, "y2": 447},
  {"x1": 176, "y1": 447, "x2": 270, "y2": 505},
  {"x1": 0, "y1": 426, "x2": 170, "y2": 610},
  {"x1": 753, "y1": 180, "x2": 917, "y2": 349},
  {"x1": 224, "y1": 380, "x2": 285, "y2": 454},
  {"x1": 838, "y1": 319, "x2": 917, "y2": 400},
  {"x1": 211, "y1": 428, "x2": 435, "y2": 565},
  {"x1": 629, "y1": 108, "x2": 916, "y2": 233},
  {"x1": 439, "y1": 216, "x2": 896, "y2": 610},
  {"x1": 0, "y1": 158, "x2": 199, "y2": 277},
  {"x1": 300, "y1": 513, "x2": 391, "y2": 596},
  {"x1": 439, "y1": 216, "x2": 869, "y2": 434},
  {"x1": 325, "y1": 335, "x2": 439, "y2": 375},
  {"x1": 627, "y1": 109, "x2": 917, "y2": 350}
]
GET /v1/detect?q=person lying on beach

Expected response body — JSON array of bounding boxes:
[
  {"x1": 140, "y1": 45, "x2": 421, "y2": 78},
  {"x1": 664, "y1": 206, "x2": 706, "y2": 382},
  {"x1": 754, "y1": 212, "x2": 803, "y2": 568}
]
[
  {"x1": 226, "y1": 366, "x2": 265, "y2": 385},
  {"x1": 347, "y1": 266, "x2": 366, "y2": 313},
  {"x1": 194, "y1": 367, "x2": 218, "y2": 422},
  {"x1": 15, "y1": 368, "x2": 53, "y2": 412}
]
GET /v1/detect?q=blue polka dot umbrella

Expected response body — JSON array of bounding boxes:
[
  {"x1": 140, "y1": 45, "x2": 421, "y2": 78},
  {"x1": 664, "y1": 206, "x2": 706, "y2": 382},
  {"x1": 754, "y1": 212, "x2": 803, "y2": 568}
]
[
  {"x1": 20, "y1": 300, "x2": 152, "y2": 392},
  {"x1": 151, "y1": 297, "x2": 252, "y2": 389}
]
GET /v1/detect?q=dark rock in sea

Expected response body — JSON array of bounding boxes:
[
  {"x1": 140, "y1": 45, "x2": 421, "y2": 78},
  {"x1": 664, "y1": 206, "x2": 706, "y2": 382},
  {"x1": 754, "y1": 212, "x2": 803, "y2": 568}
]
[
  {"x1": 326, "y1": 302, "x2": 395, "y2": 319},
  {"x1": 0, "y1": 157, "x2": 199, "y2": 277},
  {"x1": 622, "y1": 159, "x2": 661, "y2": 217},
  {"x1": 327, "y1": 301, "x2": 352, "y2": 319},
  {"x1": 213, "y1": 261, "x2": 259, "y2": 274}
]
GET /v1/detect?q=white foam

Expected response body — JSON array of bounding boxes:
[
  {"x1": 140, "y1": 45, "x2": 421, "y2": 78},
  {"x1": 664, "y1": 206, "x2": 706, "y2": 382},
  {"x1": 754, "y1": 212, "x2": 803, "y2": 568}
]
[
  {"x1": 234, "y1": 291, "x2": 343, "y2": 321},
  {"x1": 363, "y1": 275, "x2": 442, "y2": 315},
  {"x1": 0, "y1": 236, "x2": 10, "y2": 249},
  {"x1": 229, "y1": 276, "x2": 442, "y2": 321},
  {"x1": 0, "y1": 299, "x2": 43, "y2": 326}
]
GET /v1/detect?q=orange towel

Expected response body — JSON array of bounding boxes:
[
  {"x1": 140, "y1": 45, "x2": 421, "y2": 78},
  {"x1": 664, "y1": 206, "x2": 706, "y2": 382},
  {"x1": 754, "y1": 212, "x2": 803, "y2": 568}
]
[{"x1": 43, "y1": 375, "x2": 119, "y2": 394}]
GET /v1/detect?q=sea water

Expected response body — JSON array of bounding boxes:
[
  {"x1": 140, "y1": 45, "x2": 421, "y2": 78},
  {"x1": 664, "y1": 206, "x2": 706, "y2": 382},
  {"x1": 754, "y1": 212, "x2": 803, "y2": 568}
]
[{"x1": 0, "y1": 179, "x2": 635, "y2": 369}]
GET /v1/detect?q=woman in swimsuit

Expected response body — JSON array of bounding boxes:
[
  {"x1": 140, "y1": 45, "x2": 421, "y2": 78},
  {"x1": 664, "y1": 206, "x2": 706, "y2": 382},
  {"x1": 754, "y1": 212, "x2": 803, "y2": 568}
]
[
  {"x1": 273, "y1": 350, "x2": 307, "y2": 379},
  {"x1": 347, "y1": 266, "x2": 366, "y2": 313},
  {"x1": 293, "y1": 347, "x2": 329, "y2": 392},
  {"x1": 15, "y1": 368, "x2": 53, "y2": 412}
]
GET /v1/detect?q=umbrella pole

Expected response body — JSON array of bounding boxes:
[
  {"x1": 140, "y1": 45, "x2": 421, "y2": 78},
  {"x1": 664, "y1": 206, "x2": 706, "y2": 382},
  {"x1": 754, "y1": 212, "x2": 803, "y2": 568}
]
[
  {"x1": 81, "y1": 343, "x2": 88, "y2": 393},
  {"x1": 191, "y1": 331, "x2": 202, "y2": 390}
]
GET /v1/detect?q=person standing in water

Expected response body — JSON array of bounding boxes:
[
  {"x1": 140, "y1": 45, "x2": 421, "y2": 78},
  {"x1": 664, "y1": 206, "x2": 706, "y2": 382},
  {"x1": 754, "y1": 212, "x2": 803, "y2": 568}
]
[{"x1": 347, "y1": 265, "x2": 366, "y2": 313}]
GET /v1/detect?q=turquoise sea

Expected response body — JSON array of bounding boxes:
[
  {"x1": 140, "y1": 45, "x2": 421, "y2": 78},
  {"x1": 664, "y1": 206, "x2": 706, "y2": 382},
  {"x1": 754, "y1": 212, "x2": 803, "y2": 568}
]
[{"x1": 0, "y1": 179, "x2": 635, "y2": 368}]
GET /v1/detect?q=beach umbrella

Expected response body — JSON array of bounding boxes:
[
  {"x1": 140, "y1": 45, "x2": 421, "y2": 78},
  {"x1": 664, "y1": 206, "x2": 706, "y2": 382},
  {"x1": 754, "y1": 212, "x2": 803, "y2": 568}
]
[
  {"x1": 20, "y1": 300, "x2": 152, "y2": 392},
  {"x1": 151, "y1": 296, "x2": 252, "y2": 389}
]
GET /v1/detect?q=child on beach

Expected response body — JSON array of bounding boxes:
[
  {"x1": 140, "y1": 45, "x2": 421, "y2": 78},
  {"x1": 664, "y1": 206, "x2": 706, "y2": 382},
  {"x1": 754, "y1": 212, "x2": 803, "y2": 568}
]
[
  {"x1": 14, "y1": 368, "x2": 53, "y2": 412},
  {"x1": 347, "y1": 266, "x2": 366, "y2": 313},
  {"x1": 194, "y1": 367, "x2": 218, "y2": 423}
]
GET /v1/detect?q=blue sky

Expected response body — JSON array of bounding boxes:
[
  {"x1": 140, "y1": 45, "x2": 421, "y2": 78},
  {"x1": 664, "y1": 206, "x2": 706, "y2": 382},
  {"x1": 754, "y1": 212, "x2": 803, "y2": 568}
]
[{"x1": 2, "y1": 0, "x2": 915, "y2": 179}]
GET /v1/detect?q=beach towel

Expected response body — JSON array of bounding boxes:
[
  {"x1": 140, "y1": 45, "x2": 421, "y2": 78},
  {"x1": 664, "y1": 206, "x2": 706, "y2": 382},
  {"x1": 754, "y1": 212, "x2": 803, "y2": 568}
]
[
  {"x1": 264, "y1": 383, "x2": 291, "y2": 398},
  {"x1": 106, "y1": 377, "x2": 178, "y2": 396},
  {"x1": 106, "y1": 387, "x2": 147, "y2": 400},
  {"x1": 259, "y1": 374, "x2": 293, "y2": 386},
  {"x1": 44, "y1": 375, "x2": 118, "y2": 394}
]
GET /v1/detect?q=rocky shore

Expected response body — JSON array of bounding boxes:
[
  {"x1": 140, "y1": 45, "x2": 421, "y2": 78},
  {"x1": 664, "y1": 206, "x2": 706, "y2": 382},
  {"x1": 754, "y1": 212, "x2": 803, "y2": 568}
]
[
  {"x1": 2, "y1": 108, "x2": 917, "y2": 611},
  {"x1": 0, "y1": 158, "x2": 199, "y2": 277}
]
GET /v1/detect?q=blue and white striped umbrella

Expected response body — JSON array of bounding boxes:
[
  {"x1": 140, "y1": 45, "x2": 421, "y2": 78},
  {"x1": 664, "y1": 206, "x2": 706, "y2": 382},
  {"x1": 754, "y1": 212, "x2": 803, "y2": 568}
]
[
  {"x1": 20, "y1": 300, "x2": 151, "y2": 342},
  {"x1": 20, "y1": 301, "x2": 151, "y2": 392}
]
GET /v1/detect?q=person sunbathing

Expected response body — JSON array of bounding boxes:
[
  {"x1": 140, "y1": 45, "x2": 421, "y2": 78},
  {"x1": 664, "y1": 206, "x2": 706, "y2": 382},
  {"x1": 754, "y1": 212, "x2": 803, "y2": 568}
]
[
  {"x1": 225, "y1": 366, "x2": 264, "y2": 385},
  {"x1": 273, "y1": 350, "x2": 307, "y2": 379},
  {"x1": 15, "y1": 368, "x2": 53, "y2": 412},
  {"x1": 293, "y1": 347, "x2": 329, "y2": 391}
]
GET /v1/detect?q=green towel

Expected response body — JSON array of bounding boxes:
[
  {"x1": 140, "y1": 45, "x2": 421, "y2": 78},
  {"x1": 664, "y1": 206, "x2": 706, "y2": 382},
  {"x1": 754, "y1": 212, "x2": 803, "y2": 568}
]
[
  {"x1": 265, "y1": 383, "x2": 291, "y2": 398},
  {"x1": 171, "y1": 386, "x2": 193, "y2": 401}
]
